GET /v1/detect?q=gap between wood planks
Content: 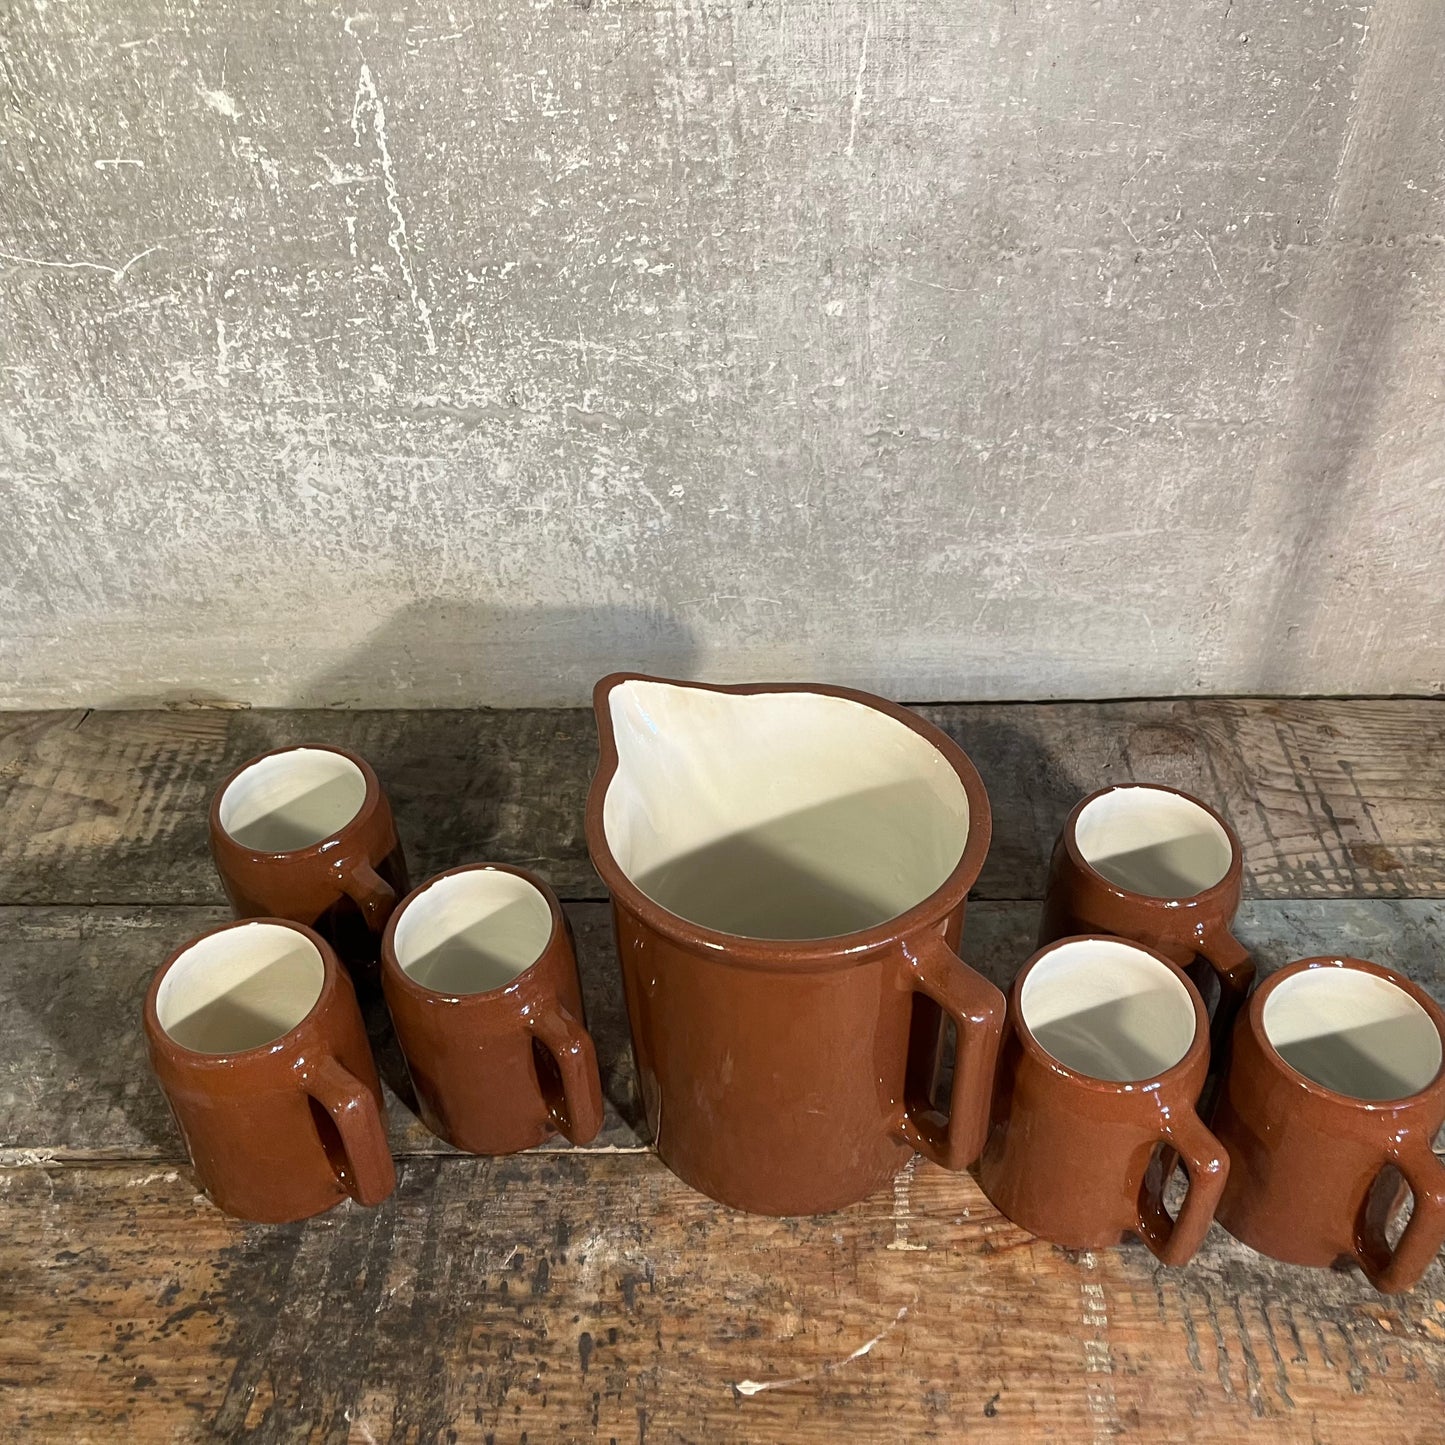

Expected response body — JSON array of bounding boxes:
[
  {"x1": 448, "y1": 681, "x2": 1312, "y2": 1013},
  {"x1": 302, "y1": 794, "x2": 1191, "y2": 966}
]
[
  {"x1": 3, "y1": 899, "x2": 1443, "y2": 1167},
  {"x1": 5, "y1": 698, "x2": 1444, "y2": 908}
]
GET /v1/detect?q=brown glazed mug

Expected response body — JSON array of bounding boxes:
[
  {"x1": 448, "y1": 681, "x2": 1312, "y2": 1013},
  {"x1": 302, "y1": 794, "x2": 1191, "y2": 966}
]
[
  {"x1": 978, "y1": 936, "x2": 1229, "y2": 1262},
  {"x1": 143, "y1": 918, "x2": 396, "y2": 1223},
  {"x1": 1039, "y1": 784, "x2": 1256, "y2": 1030},
  {"x1": 209, "y1": 745, "x2": 409, "y2": 984},
  {"x1": 381, "y1": 865, "x2": 604, "y2": 1154},
  {"x1": 586, "y1": 674, "x2": 1005, "y2": 1216},
  {"x1": 1212, "y1": 957, "x2": 1445, "y2": 1293}
]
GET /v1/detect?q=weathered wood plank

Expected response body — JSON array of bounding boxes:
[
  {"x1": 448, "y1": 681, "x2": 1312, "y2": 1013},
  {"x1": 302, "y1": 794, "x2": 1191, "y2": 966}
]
[
  {"x1": 2, "y1": 1154, "x2": 1443, "y2": 1444},
  {"x1": 0, "y1": 902, "x2": 641, "y2": 1160},
  {"x1": 0, "y1": 706, "x2": 600, "y2": 905},
  {"x1": 3, "y1": 900, "x2": 1442, "y2": 1164},
  {"x1": 3, "y1": 700, "x2": 1445, "y2": 1444},
  {"x1": 914, "y1": 697, "x2": 1445, "y2": 901},
  {"x1": 2, "y1": 700, "x2": 1442, "y2": 907}
]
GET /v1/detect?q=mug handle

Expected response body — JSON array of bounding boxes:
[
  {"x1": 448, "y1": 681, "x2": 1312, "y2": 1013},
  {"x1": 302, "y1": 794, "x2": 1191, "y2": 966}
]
[
  {"x1": 1360, "y1": 1134, "x2": 1445, "y2": 1294},
  {"x1": 338, "y1": 859, "x2": 398, "y2": 934},
  {"x1": 529, "y1": 1002, "x2": 605, "y2": 1145},
  {"x1": 1195, "y1": 928, "x2": 1255, "y2": 1080},
  {"x1": 1135, "y1": 1109, "x2": 1230, "y2": 1266},
  {"x1": 894, "y1": 932, "x2": 1006, "y2": 1170},
  {"x1": 1197, "y1": 927, "x2": 1255, "y2": 1014},
  {"x1": 306, "y1": 1056, "x2": 397, "y2": 1206}
]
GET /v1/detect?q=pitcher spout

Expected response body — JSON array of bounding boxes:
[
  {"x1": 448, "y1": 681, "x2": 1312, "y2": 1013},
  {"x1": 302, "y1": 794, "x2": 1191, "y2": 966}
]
[{"x1": 587, "y1": 674, "x2": 990, "y2": 946}]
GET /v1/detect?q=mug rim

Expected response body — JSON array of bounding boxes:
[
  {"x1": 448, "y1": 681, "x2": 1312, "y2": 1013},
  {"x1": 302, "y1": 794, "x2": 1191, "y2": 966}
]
[
  {"x1": 209, "y1": 743, "x2": 385, "y2": 862},
  {"x1": 1061, "y1": 782, "x2": 1243, "y2": 909},
  {"x1": 1246, "y1": 956, "x2": 1445, "y2": 1109},
  {"x1": 1010, "y1": 934, "x2": 1211, "y2": 1092},
  {"x1": 584, "y1": 672, "x2": 994, "y2": 969},
  {"x1": 381, "y1": 862, "x2": 565, "y2": 1004},
  {"x1": 144, "y1": 917, "x2": 343, "y2": 1065}
]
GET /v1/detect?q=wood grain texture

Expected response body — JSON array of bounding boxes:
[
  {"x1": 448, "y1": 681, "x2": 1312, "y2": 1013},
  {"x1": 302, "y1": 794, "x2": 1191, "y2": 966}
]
[
  {"x1": 0, "y1": 902, "x2": 641, "y2": 1161},
  {"x1": 0, "y1": 706, "x2": 599, "y2": 904},
  {"x1": 3, "y1": 699, "x2": 1443, "y2": 906},
  {"x1": 3, "y1": 899, "x2": 1441, "y2": 1165},
  {"x1": 3, "y1": 1155, "x2": 1444, "y2": 1444},
  {"x1": 3, "y1": 698, "x2": 1445, "y2": 1441}
]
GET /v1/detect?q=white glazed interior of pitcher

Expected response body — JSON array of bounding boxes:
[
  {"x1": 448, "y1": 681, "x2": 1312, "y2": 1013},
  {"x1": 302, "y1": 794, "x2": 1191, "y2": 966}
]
[{"x1": 601, "y1": 680, "x2": 971, "y2": 940}]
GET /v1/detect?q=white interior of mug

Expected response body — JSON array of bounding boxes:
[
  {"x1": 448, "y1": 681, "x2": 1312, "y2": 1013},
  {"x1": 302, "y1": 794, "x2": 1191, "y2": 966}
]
[
  {"x1": 392, "y1": 869, "x2": 554, "y2": 995},
  {"x1": 1074, "y1": 786, "x2": 1233, "y2": 899},
  {"x1": 157, "y1": 922, "x2": 325, "y2": 1054},
  {"x1": 218, "y1": 748, "x2": 367, "y2": 852},
  {"x1": 1262, "y1": 966, "x2": 1443, "y2": 1100},
  {"x1": 601, "y1": 681, "x2": 971, "y2": 940},
  {"x1": 1020, "y1": 938, "x2": 1197, "y2": 1082}
]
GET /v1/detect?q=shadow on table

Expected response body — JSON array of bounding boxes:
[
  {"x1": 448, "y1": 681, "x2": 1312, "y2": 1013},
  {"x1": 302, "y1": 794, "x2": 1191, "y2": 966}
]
[{"x1": 14, "y1": 599, "x2": 697, "y2": 1157}]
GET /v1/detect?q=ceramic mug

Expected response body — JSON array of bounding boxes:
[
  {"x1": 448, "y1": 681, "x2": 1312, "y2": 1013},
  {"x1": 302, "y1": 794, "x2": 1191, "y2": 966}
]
[
  {"x1": 1039, "y1": 784, "x2": 1255, "y2": 1032},
  {"x1": 1212, "y1": 957, "x2": 1445, "y2": 1293},
  {"x1": 978, "y1": 936, "x2": 1229, "y2": 1262},
  {"x1": 209, "y1": 745, "x2": 409, "y2": 985},
  {"x1": 586, "y1": 673, "x2": 1005, "y2": 1216},
  {"x1": 144, "y1": 918, "x2": 396, "y2": 1223},
  {"x1": 381, "y1": 865, "x2": 605, "y2": 1154}
]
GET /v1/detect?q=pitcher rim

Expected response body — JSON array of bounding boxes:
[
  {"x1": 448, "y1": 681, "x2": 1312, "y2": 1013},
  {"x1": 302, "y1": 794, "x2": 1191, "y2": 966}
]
[{"x1": 584, "y1": 672, "x2": 993, "y2": 967}]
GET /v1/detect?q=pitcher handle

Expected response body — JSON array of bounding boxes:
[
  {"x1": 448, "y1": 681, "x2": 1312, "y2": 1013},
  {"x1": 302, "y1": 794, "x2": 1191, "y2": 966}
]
[{"x1": 894, "y1": 932, "x2": 1005, "y2": 1170}]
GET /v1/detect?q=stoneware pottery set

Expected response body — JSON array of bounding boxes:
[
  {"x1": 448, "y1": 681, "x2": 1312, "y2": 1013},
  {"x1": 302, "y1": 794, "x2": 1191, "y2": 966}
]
[{"x1": 143, "y1": 674, "x2": 1445, "y2": 1294}]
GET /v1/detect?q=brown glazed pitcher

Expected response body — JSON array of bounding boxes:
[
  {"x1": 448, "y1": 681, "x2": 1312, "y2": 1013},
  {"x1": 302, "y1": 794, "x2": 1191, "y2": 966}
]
[
  {"x1": 381, "y1": 865, "x2": 604, "y2": 1154},
  {"x1": 585, "y1": 674, "x2": 1004, "y2": 1216},
  {"x1": 978, "y1": 937, "x2": 1228, "y2": 1262},
  {"x1": 1039, "y1": 784, "x2": 1255, "y2": 1032},
  {"x1": 210, "y1": 745, "x2": 409, "y2": 985},
  {"x1": 1212, "y1": 957, "x2": 1445, "y2": 1293},
  {"x1": 144, "y1": 918, "x2": 396, "y2": 1223}
]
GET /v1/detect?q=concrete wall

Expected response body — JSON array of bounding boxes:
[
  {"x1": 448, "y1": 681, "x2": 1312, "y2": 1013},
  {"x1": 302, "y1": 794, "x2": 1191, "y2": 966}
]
[{"x1": 2, "y1": 0, "x2": 1442, "y2": 708}]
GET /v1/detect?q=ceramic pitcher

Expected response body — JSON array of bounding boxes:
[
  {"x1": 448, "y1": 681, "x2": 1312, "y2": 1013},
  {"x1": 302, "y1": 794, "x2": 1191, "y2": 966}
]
[{"x1": 585, "y1": 674, "x2": 1004, "y2": 1215}]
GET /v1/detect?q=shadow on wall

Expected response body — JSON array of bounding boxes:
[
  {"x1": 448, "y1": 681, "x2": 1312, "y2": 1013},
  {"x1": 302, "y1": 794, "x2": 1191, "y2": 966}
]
[
  {"x1": 56, "y1": 601, "x2": 699, "y2": 906},
  {"x1": 284, "y1": 599, "x2": 700, "y2": 710},
  {"x1": 302, "y1": 598, "x2": 694, "y2": 1139}
]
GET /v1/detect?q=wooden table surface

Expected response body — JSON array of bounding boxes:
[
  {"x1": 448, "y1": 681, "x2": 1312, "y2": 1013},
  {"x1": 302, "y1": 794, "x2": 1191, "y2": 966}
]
[{"x1": 2, "y1": 699, "x2": 1444, "y2": 1443}]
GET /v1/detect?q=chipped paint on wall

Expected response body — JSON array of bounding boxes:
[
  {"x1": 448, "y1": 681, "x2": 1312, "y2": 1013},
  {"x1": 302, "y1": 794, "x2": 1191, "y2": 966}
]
[{"x1": 0, "y1": 0, "x2": 1442, "y2": 708}]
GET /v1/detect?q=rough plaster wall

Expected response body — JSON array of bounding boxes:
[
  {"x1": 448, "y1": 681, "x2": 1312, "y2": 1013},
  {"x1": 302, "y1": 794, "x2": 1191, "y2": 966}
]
[{"x1": 0, "y1": 0, "x2": 1441, "y2": 708}]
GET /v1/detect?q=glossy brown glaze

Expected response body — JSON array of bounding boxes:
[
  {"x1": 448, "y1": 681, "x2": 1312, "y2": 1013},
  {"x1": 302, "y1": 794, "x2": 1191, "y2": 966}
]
[
  {"x1": 1039, "y1": 784, "x2": 1255, "y2": 1030},
  {"x1": 1212, "y1": 957, "x2": 1445, "y2": 1293},
  {"x1": 977, "y1": 937, "x2": 1228, "y2": 1261},
  {"x1": 381, "y1": 865, "x2": 604, "y2": 1155},
  {"x1": 585, "y1": 673, "x2": 1005, "y2": 1217},
  {"x1": 209, "y1": 745, "x2": 409, "y2": 988},
  {"x1": 143, "y1": 919, "x2": 396, "y2": 1223}
]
